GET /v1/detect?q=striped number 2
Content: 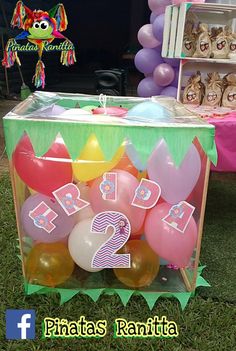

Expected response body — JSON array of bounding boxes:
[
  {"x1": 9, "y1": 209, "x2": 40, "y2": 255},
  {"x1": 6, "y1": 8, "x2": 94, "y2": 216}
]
[{"x1": 91, "y1": 211, "x2": 131, "y2": 269}]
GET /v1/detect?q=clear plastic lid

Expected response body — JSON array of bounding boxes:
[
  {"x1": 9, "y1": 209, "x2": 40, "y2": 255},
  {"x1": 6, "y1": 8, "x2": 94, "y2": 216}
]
[{"x1": 4, "y1": 91, "x2": 214, "y2": 129}]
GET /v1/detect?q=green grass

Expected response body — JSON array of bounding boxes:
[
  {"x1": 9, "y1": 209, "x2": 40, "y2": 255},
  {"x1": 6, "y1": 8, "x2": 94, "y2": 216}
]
[
  {"x1": 0, "y1": 173, "x2": 235, "y2": 351},
  {"x1": 200, "y1": 174, "x2": 236, "y2": 302}
]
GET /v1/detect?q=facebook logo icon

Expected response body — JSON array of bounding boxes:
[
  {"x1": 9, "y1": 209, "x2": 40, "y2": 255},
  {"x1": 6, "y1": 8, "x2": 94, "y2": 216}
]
[{"x1": 6, "y1": 310, "x2": 35, "y2": 340}]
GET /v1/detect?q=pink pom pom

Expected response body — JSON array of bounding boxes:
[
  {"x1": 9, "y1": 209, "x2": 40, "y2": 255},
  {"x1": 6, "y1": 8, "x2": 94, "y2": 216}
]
[
  {"x1": 172, "y1": 0, "x2": 205, "y2": 4},
  {"x1": 172, "y1": 0, "x2": 185, "y2": 4}
]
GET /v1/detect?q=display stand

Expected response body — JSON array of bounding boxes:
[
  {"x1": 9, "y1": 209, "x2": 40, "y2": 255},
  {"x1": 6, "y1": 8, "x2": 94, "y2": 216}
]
[{"x1": 3, "y1": 92, "x2": 217, "y2": 308}]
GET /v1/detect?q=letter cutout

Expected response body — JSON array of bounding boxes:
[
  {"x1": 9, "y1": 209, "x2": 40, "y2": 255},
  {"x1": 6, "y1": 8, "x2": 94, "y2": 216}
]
[
  {"x1": 91, "y1": 211, "x2": 131, "y2": 269},
  {"x1": 99, "y1": 173, "x2": 117, "y2": 201},
  {"x1": 29, "y1": 202, "x2": 58, "y2": 233},
  {"x1": 162, "y1": 201, "x2": 195, "y2": 233},
  {"x1": 53, "y1": 183, "x2": 89, "y2": 216},
  {"x1": 132, "y1": 178, "x2": 161, "y2": 209}
]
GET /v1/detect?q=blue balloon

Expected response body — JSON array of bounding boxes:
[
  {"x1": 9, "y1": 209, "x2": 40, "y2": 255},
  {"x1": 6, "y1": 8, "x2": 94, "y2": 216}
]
[
  {"x1": 160, "y1": 258, "x2": 169, "y2": 266},
  {"x1": 127, "y1": 101, "x2": 172, "y2": 121},
  {"x1": 126, "y1": 143, "x2": 146, "y2": 171}
]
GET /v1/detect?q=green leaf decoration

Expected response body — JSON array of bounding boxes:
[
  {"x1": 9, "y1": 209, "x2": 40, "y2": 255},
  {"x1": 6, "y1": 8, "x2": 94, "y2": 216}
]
[
  {"x1": 60, "y1": 123, "x2": 92, "y2": 161},
  {"x1": 24, "y1": 267, "x2": 210, "y2": 309},
  {"x1": 3, "y1": 91, "x2": 217, "y2": 165},
  {"x1": 126, "y1": 127, "x2": 159, "y2": 165},
  {"x1": 175, "y1": 292, "x2": 192, "y2": 310},
  {"x1": 25, "y1": 283, "x2": 44, "y2": 295},
  {"x1": 27, "y1": 126, "x2": 58, "y2": 157},
  {"x1": 83, "y1": 289, "x2": 104, "y2": 302},
  {"x1": 3, "y1": 120, "x2": 27, "y2": 157},
  {"x1": 95, "y1": 125, "x2": 125, "y2": 161},
  {"x1": 197, "y1": 265, "x2": 207, "y2": 274},
  {"x1": 115, "y1": 289, "x2": 134, "y2": 306},
  {"x1": 139, "y1": 292, "x2": 163, "y2": 310},
  {"x1": 164, "y1": 132, "x2": 195, "y2": 167},
  {"x1": 3, "y1": 118, "x2": 217, "y2": 166},
  {"x1": 196, "y1": 276, "x2": 211, "y2": 288},
  {"x1": 58, "y1": 289, "x2": 80, "y2": 305}
]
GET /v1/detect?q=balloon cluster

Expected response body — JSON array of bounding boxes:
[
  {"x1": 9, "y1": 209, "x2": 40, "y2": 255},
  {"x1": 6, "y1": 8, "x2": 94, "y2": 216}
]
[
  {"x1": 135, "y1": 0, "x2": 180, "y2": 98},
  {"x1": 134, "y1": 0, "x2": 205, "y2": 98},
  {"x1": 14, "y1": 106, "x2": 202, "y2": 289}
]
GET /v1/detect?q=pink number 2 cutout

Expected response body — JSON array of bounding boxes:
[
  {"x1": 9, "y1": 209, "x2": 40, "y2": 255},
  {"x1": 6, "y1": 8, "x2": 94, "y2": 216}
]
[{"x1": 91, "y1": 211, "x2": 131, "y2": 269}]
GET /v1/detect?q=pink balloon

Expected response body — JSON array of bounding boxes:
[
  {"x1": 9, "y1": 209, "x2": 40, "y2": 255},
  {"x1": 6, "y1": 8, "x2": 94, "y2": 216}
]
[
  {"x1": 92, "y1": 107, "x2": 128, "y2": 117},
  {"x1": 21, "y1": 194, "x2": 76, "y2": 243},
  {"x1": 172, "y1": 0, "x2": 205, "y2": 5},
  {"x1": 172, "y1": 0, "x2": 205, "y2": 3},
  {"x1": 148, "y1": 0, "x2": 171, "y2": 13},
  {"x1": 153, "y1": 63, "x2": 175, "y2": 87},
  {"x1": 147, "y1": 139, "x2": 201, "y2": 204},
  {"x1": 89, "y1": 170, "x2": 146, "y2": 233},
  {"x1": 138, "y1": 24, "x2": 160, "y2": 49},
  {"x1": 145, "y1": 203, "x2": 197, "y2": 267},
  {"x1": 172, "y1": 0, "x2": 185, "y2": 4}
]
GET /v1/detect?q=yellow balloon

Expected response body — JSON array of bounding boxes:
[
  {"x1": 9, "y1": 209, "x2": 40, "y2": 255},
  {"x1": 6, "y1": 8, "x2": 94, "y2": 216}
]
[
  {"x1": 72, "y1": 134, "x2": 125, "y2": 182},
  {"x1": 28, "y1": 187, "x2": 37, "y2": 195},
  {"x1": 26, "y1": 242, "x2": 74, "y2": 287},
  {"x1": 114, "y1": 240, "x2": 160, "y2": 288}
]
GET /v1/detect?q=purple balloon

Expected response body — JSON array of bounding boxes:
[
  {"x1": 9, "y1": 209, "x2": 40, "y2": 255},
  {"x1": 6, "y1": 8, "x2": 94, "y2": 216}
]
[
  {"x1": 135, "y1": 48, "x2": 163, "y2": 74},
  {"x1": 147, "y1": 139, "x2": 201, "y2": 204},
  {"x1": 154, "y1": 44, "x2": 162, "y2": 53},
  {"x1": 138, "y1": 24, "x2": 160, "y2": 49},
  {"x1": 148, "y1": 0, "x2": 171, "y2": 14},
  {"x1": 137, "y1": 77, "x2": 162, "y2": 97},
  {"x1": 150, "y1": 12, "x2": 158, "y2": 24},
  {"x1": 153, "y1": 14, "x2": 165, "y2": 42},
  {"x1": 163, "y1": 57, "x2": 180, "y2": 68},
  {"x1": 21, "y1": 194, "x2": 76, "y2": 243},
  {"x1": 161, "y1": 86, "x2": 178, "y2": 98},
  {"x1": 153, "y1": 63, "x2": 175, "y2": 87}
]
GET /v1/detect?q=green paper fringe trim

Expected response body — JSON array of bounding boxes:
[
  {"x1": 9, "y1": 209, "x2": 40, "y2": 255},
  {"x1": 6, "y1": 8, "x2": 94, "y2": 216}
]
[
  {"x1": 4, "y1": 118, "x2": 217, "y2": 167},
  {"x1": 24, "y1": 266, "x2": 210, "y2": 310}
]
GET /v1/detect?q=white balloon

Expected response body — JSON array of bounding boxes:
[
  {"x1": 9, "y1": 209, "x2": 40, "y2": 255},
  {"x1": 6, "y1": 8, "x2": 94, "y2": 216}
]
[
  {"x1": 61, "y1": 108, "x2": 91, "y2": 116},
  {"x1": 60, "y1": 108, "x2": 92, "y2": 121},
  {"x1": 68, "y1": 218, "x2": 112, "y2": 272}
]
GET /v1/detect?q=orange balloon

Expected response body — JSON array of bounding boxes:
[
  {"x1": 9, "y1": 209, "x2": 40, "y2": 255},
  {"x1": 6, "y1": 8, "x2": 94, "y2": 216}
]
[
  {"x1": 114, "y1": 240, "x2": 160, "y2": 288},
  {"x1": 137, "y1": 170, "x2": 147, "y2": 182},
  {"x1": 114, "y1": 153, "x2": 138, "y2": 177},
  {"x1": 26, "y1": 243, "x2": 74, "y2": 287}
]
